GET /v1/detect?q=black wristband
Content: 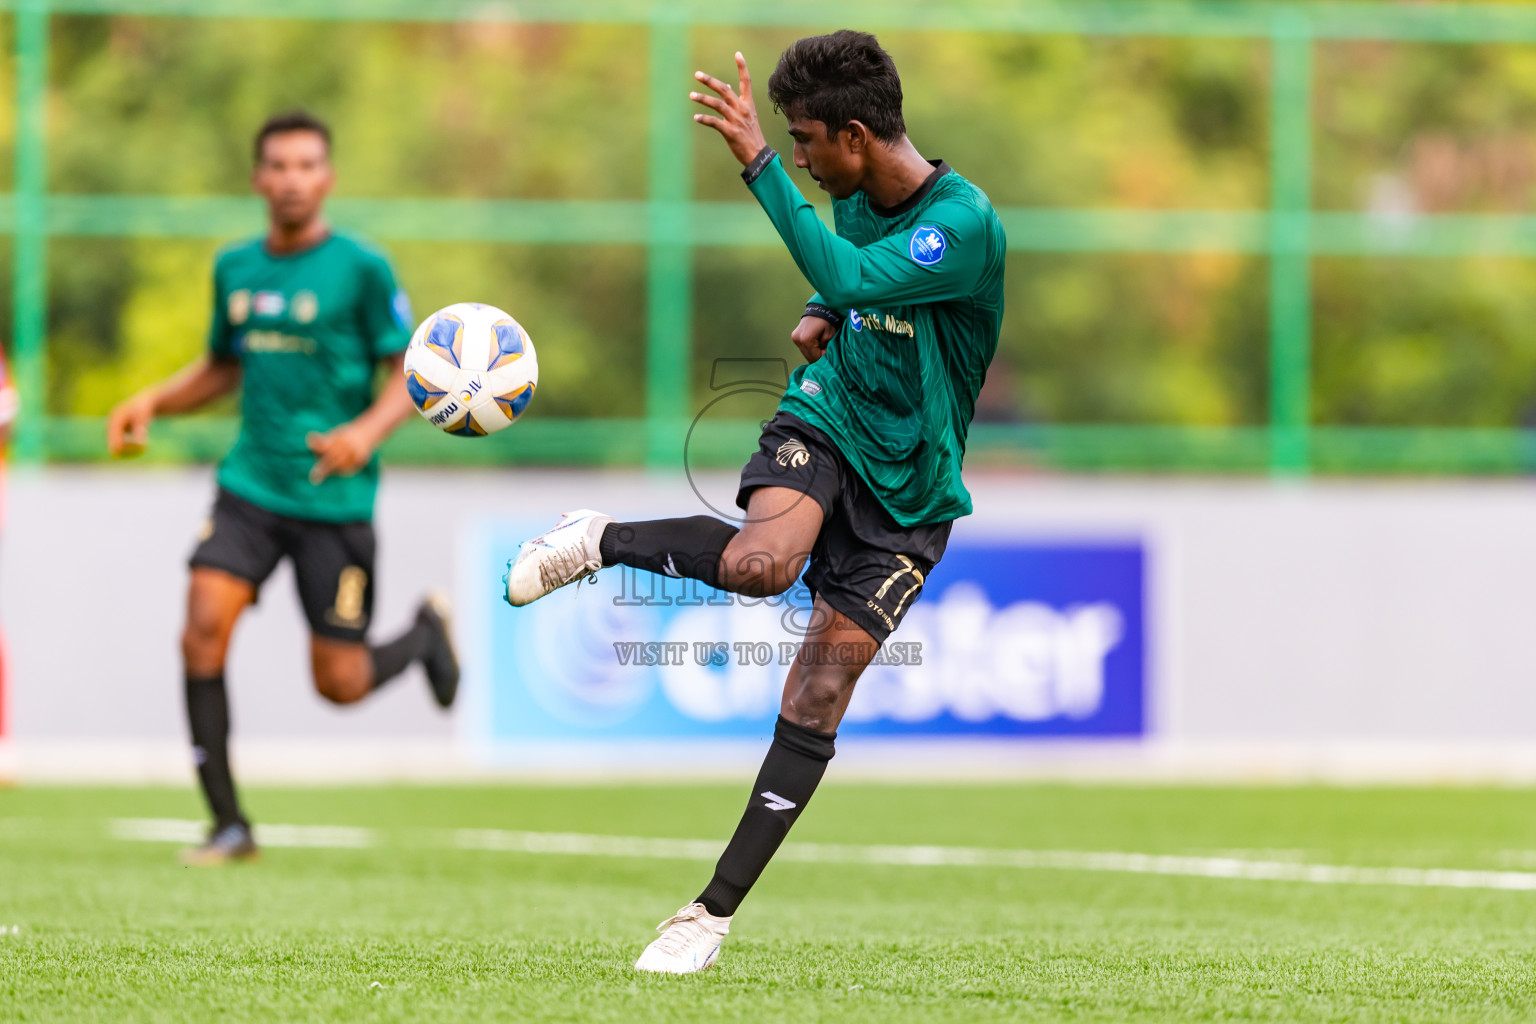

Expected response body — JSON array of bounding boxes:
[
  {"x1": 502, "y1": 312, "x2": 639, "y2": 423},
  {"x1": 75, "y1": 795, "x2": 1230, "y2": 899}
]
[
  {"x1": 741, "y1": 145, "x2": 778, "y2": 186},
  {"x1": 803, "y1": 302, "x2": 843, "y2": 326}
]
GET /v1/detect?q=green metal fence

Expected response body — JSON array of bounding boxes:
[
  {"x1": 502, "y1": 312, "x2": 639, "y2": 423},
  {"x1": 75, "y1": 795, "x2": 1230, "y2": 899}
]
[{"x1": 12, "y1": 0, "x2": 1536, "y2": 473}]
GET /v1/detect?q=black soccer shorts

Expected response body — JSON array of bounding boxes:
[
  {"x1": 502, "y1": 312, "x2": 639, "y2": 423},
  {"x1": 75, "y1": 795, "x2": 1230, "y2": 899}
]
[
  {"x1": 735, "y1": 411, "x2": 951, "y2": 644},
  {"x1": 188, "y1": 488, "x2": 376, "y2": 644}
]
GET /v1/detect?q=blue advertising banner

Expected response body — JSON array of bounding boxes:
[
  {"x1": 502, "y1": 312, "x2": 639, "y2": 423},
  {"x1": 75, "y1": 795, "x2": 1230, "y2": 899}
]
[{"x1": 476, "y1": 525, "x2": 1145, "y2": 740}]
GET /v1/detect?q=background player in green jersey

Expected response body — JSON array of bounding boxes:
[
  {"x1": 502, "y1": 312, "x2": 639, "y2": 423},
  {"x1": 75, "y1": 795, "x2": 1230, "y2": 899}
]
[
  {"x1": 501, "y1": 31, "x2": 1005, "y2": 972},
  {"x1": 105, "y1": 111, "x2": 459, "y2": 865}
]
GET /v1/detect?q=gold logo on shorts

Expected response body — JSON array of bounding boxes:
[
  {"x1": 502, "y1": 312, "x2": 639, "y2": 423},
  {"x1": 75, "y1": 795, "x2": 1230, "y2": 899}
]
[
  {"x1": 775, "y1": 438, "x2": 810, "y2": 469},
  {"x1": 329, "y1": 566, "x2": 368, "y2": 626}
]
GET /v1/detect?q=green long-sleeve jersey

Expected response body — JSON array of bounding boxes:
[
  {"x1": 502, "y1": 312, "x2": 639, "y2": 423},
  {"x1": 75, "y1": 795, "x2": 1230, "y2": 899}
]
[{"x1": 743, "y1": 148, "x2": 1006, "y2": 527}]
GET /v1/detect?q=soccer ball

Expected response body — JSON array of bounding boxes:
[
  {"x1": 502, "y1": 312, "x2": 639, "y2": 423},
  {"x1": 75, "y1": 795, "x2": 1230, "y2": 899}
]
[{"x1": 403, "y1": 302, "x2": 538, "y2": 436}]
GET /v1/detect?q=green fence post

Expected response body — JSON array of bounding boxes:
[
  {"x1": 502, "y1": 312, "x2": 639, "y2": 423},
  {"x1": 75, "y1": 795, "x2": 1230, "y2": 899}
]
[
  {"x1": 12, "y1": 0, "x2": 48, "y2": 463},
  {"x1": 1268, "y1": 13, "x2": 1313, "y2": 475},
  {"x1": 645, "y1": 16, "x2": 692, "y2": 468}
]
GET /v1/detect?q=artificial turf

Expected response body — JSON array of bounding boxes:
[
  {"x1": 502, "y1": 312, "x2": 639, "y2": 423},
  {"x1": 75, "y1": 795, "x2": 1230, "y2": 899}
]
[{"x1": 3, "y1": 783, "x2": 1536, "y2": 1022}]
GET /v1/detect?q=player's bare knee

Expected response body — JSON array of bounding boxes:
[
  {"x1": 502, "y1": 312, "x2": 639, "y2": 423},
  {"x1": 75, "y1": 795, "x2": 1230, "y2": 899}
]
[
  {"x1": 312, "y1": 664, "x2": 369, "y2": 705},
  {"x1": 720, "y1": 568, "x2": 784, "y2": 599},
  {"x1": 181, "y1": 617, "x2": 231, "y2": 675},
  {"x1": 782, "y1": 668, "x2": 853, "y2": 733},
  {"x1": 313, "y1": 680, "x2": 360, "y2": 705},
  {"x1": 310, "y1": 641, "x2": 373, "y2": 705},
  {"x1": 720, "y1": 536, "x2": 804, "y2": 597}
]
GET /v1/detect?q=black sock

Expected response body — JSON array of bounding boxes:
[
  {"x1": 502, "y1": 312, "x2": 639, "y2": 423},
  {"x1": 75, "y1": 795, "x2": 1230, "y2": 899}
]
[
  {"x1": 185, "y1": 673, "x2": 246, "y2": 830},
  {"x1": 370, "y1": 614, "x2": 433, "y2": 690},
  {"x1": 599, "y1": 517, "x2": 739, "y2": 589},
  {"x1": 696, "y1": 716, "x2": 835, "y2": 917}
]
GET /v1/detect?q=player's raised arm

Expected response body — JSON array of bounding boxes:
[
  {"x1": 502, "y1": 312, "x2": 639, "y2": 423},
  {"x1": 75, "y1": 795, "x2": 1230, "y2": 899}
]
[
  {"x1": 751, "y1": 170, "x2": 987, "y2": 310},
  {"x1": 106, "y1": 355, "x2": 242, "y2": 457},
  {"x1": 692, "y1": 50, "x2": 989, "y2": 311},
  {"x1": 690, "y1": 53, "x2": 769, "y2": 167}
]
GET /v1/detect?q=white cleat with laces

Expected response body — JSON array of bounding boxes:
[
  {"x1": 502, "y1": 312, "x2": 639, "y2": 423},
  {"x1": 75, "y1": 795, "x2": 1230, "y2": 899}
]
[
  {"x1": 502, "y1": 509, "x2": 614, "y2": 607},
  {"x1": 634, "y1": 902, "x2": 732, "y2": 974}
]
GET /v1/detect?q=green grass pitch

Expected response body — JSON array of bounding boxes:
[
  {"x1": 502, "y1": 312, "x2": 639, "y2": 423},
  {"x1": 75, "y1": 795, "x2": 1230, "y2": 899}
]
[{"x1": 4, "y1": 783, "x2": 1536, "y2": 1022}]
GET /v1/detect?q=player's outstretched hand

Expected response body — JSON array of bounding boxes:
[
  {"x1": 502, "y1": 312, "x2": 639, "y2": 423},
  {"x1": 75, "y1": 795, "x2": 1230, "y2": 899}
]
[
  {"x1": 691, "y1": 52, "x2": 768, "y2": 167},
  {"x1": 106, "y1": 394, "x2": 154, "y2": 458},
  {"x1": 791, "y1": 316, "x2": 836, "y2": 364},
  {"x1": 306, "y1": 423, "x2": 377, "y2": 485}
]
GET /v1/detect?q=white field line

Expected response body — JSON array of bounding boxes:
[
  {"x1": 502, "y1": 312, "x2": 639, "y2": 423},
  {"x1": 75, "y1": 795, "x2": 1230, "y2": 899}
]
[
  {"x1": 105, "y1": 819, "x2": 1536, "y2": 893},
  {"x1": 456, "y1": 828, "x2": 725, "y2": 861},
  {"x1": 109, "y1": 818, "x2": 374, "y2": 849},
  {"x1": 455, "y1": 828, "x2": 1536, "y2": 893}
]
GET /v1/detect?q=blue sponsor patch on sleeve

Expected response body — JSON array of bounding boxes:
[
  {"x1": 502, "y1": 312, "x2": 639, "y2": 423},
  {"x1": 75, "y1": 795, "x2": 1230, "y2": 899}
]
[
  {"x1": 909, "y1": 225, "x2": 947, "y2": 266},
  {"x1": 391, "y1": 290, "x2": 414, "y2": 329}
]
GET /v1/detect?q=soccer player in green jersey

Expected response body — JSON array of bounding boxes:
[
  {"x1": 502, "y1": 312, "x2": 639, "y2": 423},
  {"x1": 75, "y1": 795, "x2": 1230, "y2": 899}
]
[
  {"x1": 502, "y1": 31, "x2": 1004, "y2": 971},
  {"x1": 106, "y1": 111, "x2": 460, "y2": 865}
]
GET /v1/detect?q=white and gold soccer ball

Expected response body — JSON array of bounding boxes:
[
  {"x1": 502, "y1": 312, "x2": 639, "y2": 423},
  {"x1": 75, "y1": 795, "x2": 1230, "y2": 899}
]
[{"x1": 404, "y1": 302, "x2": 538, "y2": 437}]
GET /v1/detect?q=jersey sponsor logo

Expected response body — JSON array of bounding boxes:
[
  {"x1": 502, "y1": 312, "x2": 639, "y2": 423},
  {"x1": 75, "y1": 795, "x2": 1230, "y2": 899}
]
[
  {"x1": 760, "y1": 791, "x2": 796, "y2": 812},
  {"x1": 661, "y1": 555, "x2": 682, "y2": 578},
  {"x1": 909, "y1": 225, "x2": 947, "y2": 266},
  {"x1": 850, "y1": 310, "x2": 915, "y2": 338},
  {"x1": 775, "y1": 438, "x2": 811, "y2": 469},
  {"x1": 238, "y1": 331, "x2": 316, "y2": 354},
  {"x1": 253, "y1": 290, "x2": 287, "y2": 317},
  {"x1": 291, "y1": 290, "x2": 318, "y2": 324},
  {"x1": 228, "y1": 289, "x2": 251, "y2": 325},
  {"x1": 392, "y1": 290, "x2": 413, "y2": 329},
  {"x1": 800, "y1": 378, "x2": 822, "y2": 397}
]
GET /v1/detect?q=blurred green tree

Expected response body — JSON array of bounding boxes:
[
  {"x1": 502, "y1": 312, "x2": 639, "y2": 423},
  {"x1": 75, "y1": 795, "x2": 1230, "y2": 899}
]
[{"x1": 15, "y1": 17, "x2": 1536, "y2": 455}]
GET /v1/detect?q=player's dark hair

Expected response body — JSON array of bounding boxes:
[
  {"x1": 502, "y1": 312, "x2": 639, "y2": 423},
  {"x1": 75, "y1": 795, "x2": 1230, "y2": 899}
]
[
  {"x1": 253, "y1": 110, "x2": 331, "y2": 164},
  {"x1": 767, "y1": 30, "x2": 906, "y2": 143}
]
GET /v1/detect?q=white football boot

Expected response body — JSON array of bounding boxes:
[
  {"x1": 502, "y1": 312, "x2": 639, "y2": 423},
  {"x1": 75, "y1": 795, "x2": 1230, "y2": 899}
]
[
  {"x1": 634, "y1": 902, "x2": 732, "y2": 974},
  {"x1": 502, "y1": 509, "x2": 614, "y2": 607}
]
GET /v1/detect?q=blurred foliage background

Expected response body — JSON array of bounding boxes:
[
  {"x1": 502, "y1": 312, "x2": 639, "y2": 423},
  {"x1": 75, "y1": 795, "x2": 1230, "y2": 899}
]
[{"x1": 14, "y1": 11, "x2": 1536, "y2": 458}]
